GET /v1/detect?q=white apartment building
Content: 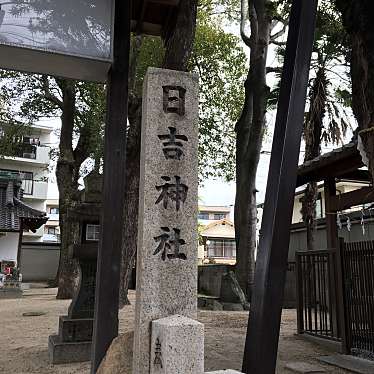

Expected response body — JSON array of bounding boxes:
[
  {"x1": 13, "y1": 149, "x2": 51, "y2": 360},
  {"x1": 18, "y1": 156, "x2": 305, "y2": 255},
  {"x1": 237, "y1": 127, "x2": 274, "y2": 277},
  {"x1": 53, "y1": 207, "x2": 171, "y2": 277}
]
[
  {"x1": 0, "y1": 124, "x2": 52, "y2": 242},
  {"x1": 43, "y1": 198, "x2": 60, "y2": 242}
]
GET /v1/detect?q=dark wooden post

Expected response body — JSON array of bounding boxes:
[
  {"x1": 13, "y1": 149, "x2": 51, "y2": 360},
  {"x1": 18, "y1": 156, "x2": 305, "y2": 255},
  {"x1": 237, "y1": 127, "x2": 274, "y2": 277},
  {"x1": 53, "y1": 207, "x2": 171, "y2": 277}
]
[
  {"x1": 324, "y1": 177, "x2": 338, "y2": 250},
  {"x1": 16, "y1": 219, "x2": 24, "y2": 268},
  {"x1": 295, "y1": 252, "x2": 304, "y2": 334},
  {"x1": 242, "y1": 0, "x2": 318, "y2": 372},
  {"x1": 324, "y1": 177, "x2": 339, "y2": 337},
  {"x1": 336, "y1": 237, "x2": 349, "y2": 353},
  {"x1": 91, "y1": 1, "x2": 131, "y2": 372}
]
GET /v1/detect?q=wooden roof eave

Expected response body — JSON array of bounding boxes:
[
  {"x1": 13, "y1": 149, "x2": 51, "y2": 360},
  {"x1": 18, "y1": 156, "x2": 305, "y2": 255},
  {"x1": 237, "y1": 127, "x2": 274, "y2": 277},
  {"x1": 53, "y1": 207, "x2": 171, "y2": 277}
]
[{"x1": 296, "y1": 143, "x2": 366, "y2": 187}]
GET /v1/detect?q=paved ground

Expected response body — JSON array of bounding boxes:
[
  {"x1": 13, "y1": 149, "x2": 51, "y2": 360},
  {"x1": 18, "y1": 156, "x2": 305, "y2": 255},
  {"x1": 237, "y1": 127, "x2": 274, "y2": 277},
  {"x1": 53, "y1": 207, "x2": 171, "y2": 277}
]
[{"x1": 0, "y1": 286, "x2": 351, "y2": 373}]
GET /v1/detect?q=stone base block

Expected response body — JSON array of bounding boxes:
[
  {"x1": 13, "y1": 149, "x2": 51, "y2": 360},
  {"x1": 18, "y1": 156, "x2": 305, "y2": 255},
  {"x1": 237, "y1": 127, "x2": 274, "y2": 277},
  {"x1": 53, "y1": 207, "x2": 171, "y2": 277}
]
[
  {"x1": 0, "y1": 288, "x2": 22, "y2": 298},
  {"x1": 58, "y1": 315, "x2": 93, "y2": 342},
  {"x1": 150, "y1": 315, "x2": 204, "y2": 374},
  {"x1": 48, "y1": 334, "x2": 91, "y2": 364}
]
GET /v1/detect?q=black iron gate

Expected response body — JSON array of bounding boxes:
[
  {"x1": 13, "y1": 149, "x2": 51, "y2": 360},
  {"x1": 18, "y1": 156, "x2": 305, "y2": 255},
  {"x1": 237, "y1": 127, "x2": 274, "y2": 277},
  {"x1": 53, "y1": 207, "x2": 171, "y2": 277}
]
[
  {"x1": 339, "y1": 240, "x2": 374, "y2": 358},
  {"x1": 296, "y1": 250, "x2": 340, "y2": 340}
]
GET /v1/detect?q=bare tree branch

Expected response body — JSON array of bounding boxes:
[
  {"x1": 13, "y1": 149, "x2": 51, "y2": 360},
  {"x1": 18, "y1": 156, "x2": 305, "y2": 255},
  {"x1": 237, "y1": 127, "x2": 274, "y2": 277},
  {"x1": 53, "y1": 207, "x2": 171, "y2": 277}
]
[
  {"x1": 41, "y1": 76, "x2": 63, "y2": 110},
  {"x1": 240, "y1": 0, "x2": 251, "y2": 47},
  {"x1": 270, "y1": 21, "x2": 287, "y2": 42}
]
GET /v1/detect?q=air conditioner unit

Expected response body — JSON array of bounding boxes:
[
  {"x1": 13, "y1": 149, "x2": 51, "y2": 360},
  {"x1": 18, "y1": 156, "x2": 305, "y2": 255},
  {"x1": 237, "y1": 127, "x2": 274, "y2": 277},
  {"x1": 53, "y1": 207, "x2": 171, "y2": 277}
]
[{"x1": 22, "y1": 153, "x2": 36, "y2": 159}]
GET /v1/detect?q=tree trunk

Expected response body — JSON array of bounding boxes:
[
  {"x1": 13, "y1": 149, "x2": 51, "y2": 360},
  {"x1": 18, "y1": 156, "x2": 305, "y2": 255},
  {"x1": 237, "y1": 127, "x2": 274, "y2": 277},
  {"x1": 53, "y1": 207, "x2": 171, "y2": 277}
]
[
  {"x1": 234, "y1": 0, "x2": 271, "y2": 300},
  {"x1": 335, "y1": 0, "x2": 374, "y2": 178},
  {"x1": 118, "y1": 0, "x2": 198, "y2": 305},
  {"x1": 119, "y1": 97, "x2": 142, "y2": 306},
  {"x1": 55, "y1": 80, "x2": 80, "y2": 300},
  {"x1": 301, "y1": 66, "x2": 327, "y2": 251}
]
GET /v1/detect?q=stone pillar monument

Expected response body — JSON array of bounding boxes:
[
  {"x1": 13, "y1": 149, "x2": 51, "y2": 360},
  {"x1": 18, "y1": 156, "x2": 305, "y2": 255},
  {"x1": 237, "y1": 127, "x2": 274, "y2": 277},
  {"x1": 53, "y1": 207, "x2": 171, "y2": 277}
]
[{"x1": 132, "y1": 68, "x2": 200, "y2": 373}]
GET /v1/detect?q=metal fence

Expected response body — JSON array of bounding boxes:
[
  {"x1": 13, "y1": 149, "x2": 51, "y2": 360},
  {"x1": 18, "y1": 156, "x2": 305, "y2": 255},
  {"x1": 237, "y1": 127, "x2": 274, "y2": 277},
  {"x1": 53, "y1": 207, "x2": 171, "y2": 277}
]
[
  {"x1": 296, "y1": 249, "x2": 340, "y2": 341},
  {"x1": 340, "y1": 240, "x2": 374, "y2": 357}
]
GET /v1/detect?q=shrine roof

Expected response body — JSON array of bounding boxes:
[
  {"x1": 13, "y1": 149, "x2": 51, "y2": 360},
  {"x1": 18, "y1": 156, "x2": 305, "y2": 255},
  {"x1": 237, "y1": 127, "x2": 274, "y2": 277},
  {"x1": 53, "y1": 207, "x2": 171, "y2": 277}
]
[
  {"x1": 0, "y1": 173, "x2": 48, "y2": 232},
  {"x1": 296, "y1": 142, "x2": 368, "y2": 187},
  {"x1": 131, "y1": 0, "x2": 179, "y2": 36}
]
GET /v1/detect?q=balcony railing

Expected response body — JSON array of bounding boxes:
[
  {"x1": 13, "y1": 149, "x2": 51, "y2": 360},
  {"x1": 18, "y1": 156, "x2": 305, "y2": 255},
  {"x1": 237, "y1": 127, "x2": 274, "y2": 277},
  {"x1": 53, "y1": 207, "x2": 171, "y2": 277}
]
[{"x1": 14, "y1": 144, "x2": 37, "y2": 159}]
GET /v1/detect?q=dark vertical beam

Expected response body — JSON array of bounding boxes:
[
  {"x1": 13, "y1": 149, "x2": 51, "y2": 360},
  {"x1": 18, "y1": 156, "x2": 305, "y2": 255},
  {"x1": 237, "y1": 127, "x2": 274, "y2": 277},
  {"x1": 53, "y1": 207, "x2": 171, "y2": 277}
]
[
  {"x1": 324, "y1": 177, "x2": 340, "y2": 337},
  {"x1": 295, "y1": 252, "x2": 304, "y2": 334},
  {"x1": 242, "y1": 0, "x2": 318, "y2": 373},
  {"x1": 16, "y1": 220, "x2": 24, "y2": 268},
  {"x1": 324, "y1": 177, "x2": 338, "y2": 250},
  {"x1": 91, "y1": 1, "x2": 131, "y2": 372},
  {"x1": 336, "y1": 237, "x2": 349, "y2": 353}
]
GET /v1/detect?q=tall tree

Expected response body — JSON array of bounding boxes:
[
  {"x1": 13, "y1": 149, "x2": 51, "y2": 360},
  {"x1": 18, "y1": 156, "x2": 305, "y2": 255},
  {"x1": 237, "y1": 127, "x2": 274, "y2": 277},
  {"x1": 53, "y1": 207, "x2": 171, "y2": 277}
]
[
  {"x1": 335, "y1": 0, "x2": 374, "y2": 179},
  {"x1": 301, "y1": 2, "x2": 350, "y2": 251},
  {"x1": 119, "y1": 1, "x2": 198, "y2": 305},
  {"x1": 0, "y1": 73, "x2": 105, "y2": 299},
  {"x1": 234, "y1": 0, "x2": 288, "y2": 298},
  {"x1": 0, "y1": 0, "x2": 247, "y2": 302},
  {"x1": 119, "y1": 0, "x2": 248, "y2": 304}
]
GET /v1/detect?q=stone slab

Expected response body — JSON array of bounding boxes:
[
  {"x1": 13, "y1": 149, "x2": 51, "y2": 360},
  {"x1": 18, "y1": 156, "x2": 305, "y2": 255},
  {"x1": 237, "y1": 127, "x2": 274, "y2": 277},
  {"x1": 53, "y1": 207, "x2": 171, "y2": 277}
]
[
  {"x1": 319, "y1": 354, "x2": 374, "y2": 374},
  {"x1": 48, "y1": 334, "x2": 91, "y2": 364},
  {"x1": 206, "y1": 371, "x2": 243, "y2": 373},
  {"x1": 58, "y1": 315, "x2": 93, "y2": 342},
  {"x1": 285, "y1": 361, "x2": 327, "y2": 373},
  {"x1": 150, "y1": 315, "x2": 204, "y2": 374},
  {"x1": 133, "y1": 67, "x2": 199, "y2": 374},
  {"x1": 198, "y1": 297, "x2": 223, "y2": 311},
  {"x1": 222, "y1": 303, "x2": 244, "y2": 311},
  {"x1": 0, "y1": 288, "x2": 22, "y2": 298}
]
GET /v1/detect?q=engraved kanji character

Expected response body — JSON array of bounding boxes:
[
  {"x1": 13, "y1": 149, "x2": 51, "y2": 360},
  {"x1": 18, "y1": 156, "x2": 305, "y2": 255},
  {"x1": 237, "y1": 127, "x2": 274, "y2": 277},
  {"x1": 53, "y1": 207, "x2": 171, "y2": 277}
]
[
  {"x1": 158, "y1": 127, "x2": 188, "y2": 160},
  {"x1": 153, "y1": 227, "x2": 187, "y2": 261},
  {"x1": 155, "y1": 175, "x2": 188, "y2": 211}
]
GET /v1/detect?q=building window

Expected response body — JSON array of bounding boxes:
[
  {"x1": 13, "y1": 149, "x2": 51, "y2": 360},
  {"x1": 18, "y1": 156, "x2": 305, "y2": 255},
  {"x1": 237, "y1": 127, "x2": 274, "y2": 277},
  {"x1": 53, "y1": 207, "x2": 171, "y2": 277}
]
[
  {"x1": 213, "y1": 213, "x2": 225, "y2": 220},
  {"x1": 86, "y1": 224, "x2": 100, "y2": 241},
  {"x1": 316, "y1": 193, "x2": 323, "y2": 219},
  {"x1": 47, "y1": 227, "x2": 57, "y2": 235},
  {"x1": 207, "y1": 239, "x2": 236, "y2": 258},
  {"x1": 198, "y1": 212, "x2": 209, "y2": 220},
  {"x1": 0, "y1": 169, "x2": 33, "y2": 195},
  {"x1": 50, "y1": 207, "x2": 59, "y2": 214}
]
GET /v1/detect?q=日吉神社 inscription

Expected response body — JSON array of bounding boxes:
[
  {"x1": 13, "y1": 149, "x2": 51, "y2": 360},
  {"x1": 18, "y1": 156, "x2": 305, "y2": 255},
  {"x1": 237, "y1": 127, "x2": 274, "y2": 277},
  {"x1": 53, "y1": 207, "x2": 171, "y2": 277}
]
[{"x1": 132, "y1": 68, "x2": 199, "y2": 374}]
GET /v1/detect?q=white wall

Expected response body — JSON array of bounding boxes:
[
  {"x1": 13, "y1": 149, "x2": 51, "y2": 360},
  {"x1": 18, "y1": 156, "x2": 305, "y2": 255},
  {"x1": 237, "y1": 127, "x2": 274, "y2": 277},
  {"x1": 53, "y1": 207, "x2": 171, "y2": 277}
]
[{"x1": 0, "y1": 232, "x2": 19, "y2": 262}]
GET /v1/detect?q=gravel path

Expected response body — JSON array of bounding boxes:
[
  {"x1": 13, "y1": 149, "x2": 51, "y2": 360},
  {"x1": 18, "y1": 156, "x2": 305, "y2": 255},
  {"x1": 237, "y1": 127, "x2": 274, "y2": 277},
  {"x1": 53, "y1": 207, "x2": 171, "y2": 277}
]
[{"x1": 0, "y1": 286, "x2": 350, "y2": 373}]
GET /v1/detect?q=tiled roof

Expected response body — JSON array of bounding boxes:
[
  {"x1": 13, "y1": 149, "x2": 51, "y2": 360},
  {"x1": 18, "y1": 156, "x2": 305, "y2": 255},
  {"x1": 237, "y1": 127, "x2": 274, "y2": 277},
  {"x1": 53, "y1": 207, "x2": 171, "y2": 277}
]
[
  {"x1": 0, "y1": 174, "x2": 48, "y2": 232},
  {"x1": 298, "y1": 142, "x2": 359, "y2": 172},
  {"x1": 296, "y1": 142, "x2": 365, "y2": 186}
]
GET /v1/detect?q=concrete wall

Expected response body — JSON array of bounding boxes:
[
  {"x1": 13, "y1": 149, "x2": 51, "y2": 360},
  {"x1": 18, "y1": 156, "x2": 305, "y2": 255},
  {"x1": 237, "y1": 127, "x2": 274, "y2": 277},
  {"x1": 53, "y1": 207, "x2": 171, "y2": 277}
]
[
  {"x1": 198, "y1": 264, "x2": 235, "y2": 297},
  {"x1": 20, "y1": 242, "x2": 60, "y2": 281},
  {"x1": 198, "y1": 263, "x2": 296, "y2": 308},
  {"x1": 288, "y1": 216, "x2": 374, "y2": 261},
  {"x1": 0, "y1": 232, "x2": 19, "y2": 262}
]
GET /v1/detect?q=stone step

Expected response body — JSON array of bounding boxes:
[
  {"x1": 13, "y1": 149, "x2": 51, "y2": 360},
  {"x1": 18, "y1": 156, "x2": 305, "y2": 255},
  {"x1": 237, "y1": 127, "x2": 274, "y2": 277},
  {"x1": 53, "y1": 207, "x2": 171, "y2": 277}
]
[
  {"x1": 48, "y1": 334, "x2": 92, "y2": 364},
  {"x1": 319, "y1": 354, "x2": 374, "y2": 374},
  {"x1": 285, "y1": 361, "x2": 327, "y2": 373}
]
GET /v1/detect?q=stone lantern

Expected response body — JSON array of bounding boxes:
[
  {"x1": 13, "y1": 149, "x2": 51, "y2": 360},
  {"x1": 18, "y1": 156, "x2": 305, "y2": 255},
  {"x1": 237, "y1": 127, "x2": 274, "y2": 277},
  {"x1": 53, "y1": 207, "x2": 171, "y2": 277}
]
[{"x1": 49, "y1": 171, "x2": 103, "y2": 364}]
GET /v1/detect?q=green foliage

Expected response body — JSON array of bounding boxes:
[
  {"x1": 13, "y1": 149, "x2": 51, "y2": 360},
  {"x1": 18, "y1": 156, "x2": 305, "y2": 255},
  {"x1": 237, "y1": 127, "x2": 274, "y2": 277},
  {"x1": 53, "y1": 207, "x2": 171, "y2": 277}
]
[
  {"x1": 191, "y1": 16, "x2": 247, "y2": 180},
  {"x1": 0, "y1": 72, "x2": 105, "y2": 167},
  {"x1": 271, "y1": 0, "x2": 352, "y2": 147},
  {"x1": 0, "y1": 1, "x2": 247, "y2": 182}
]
